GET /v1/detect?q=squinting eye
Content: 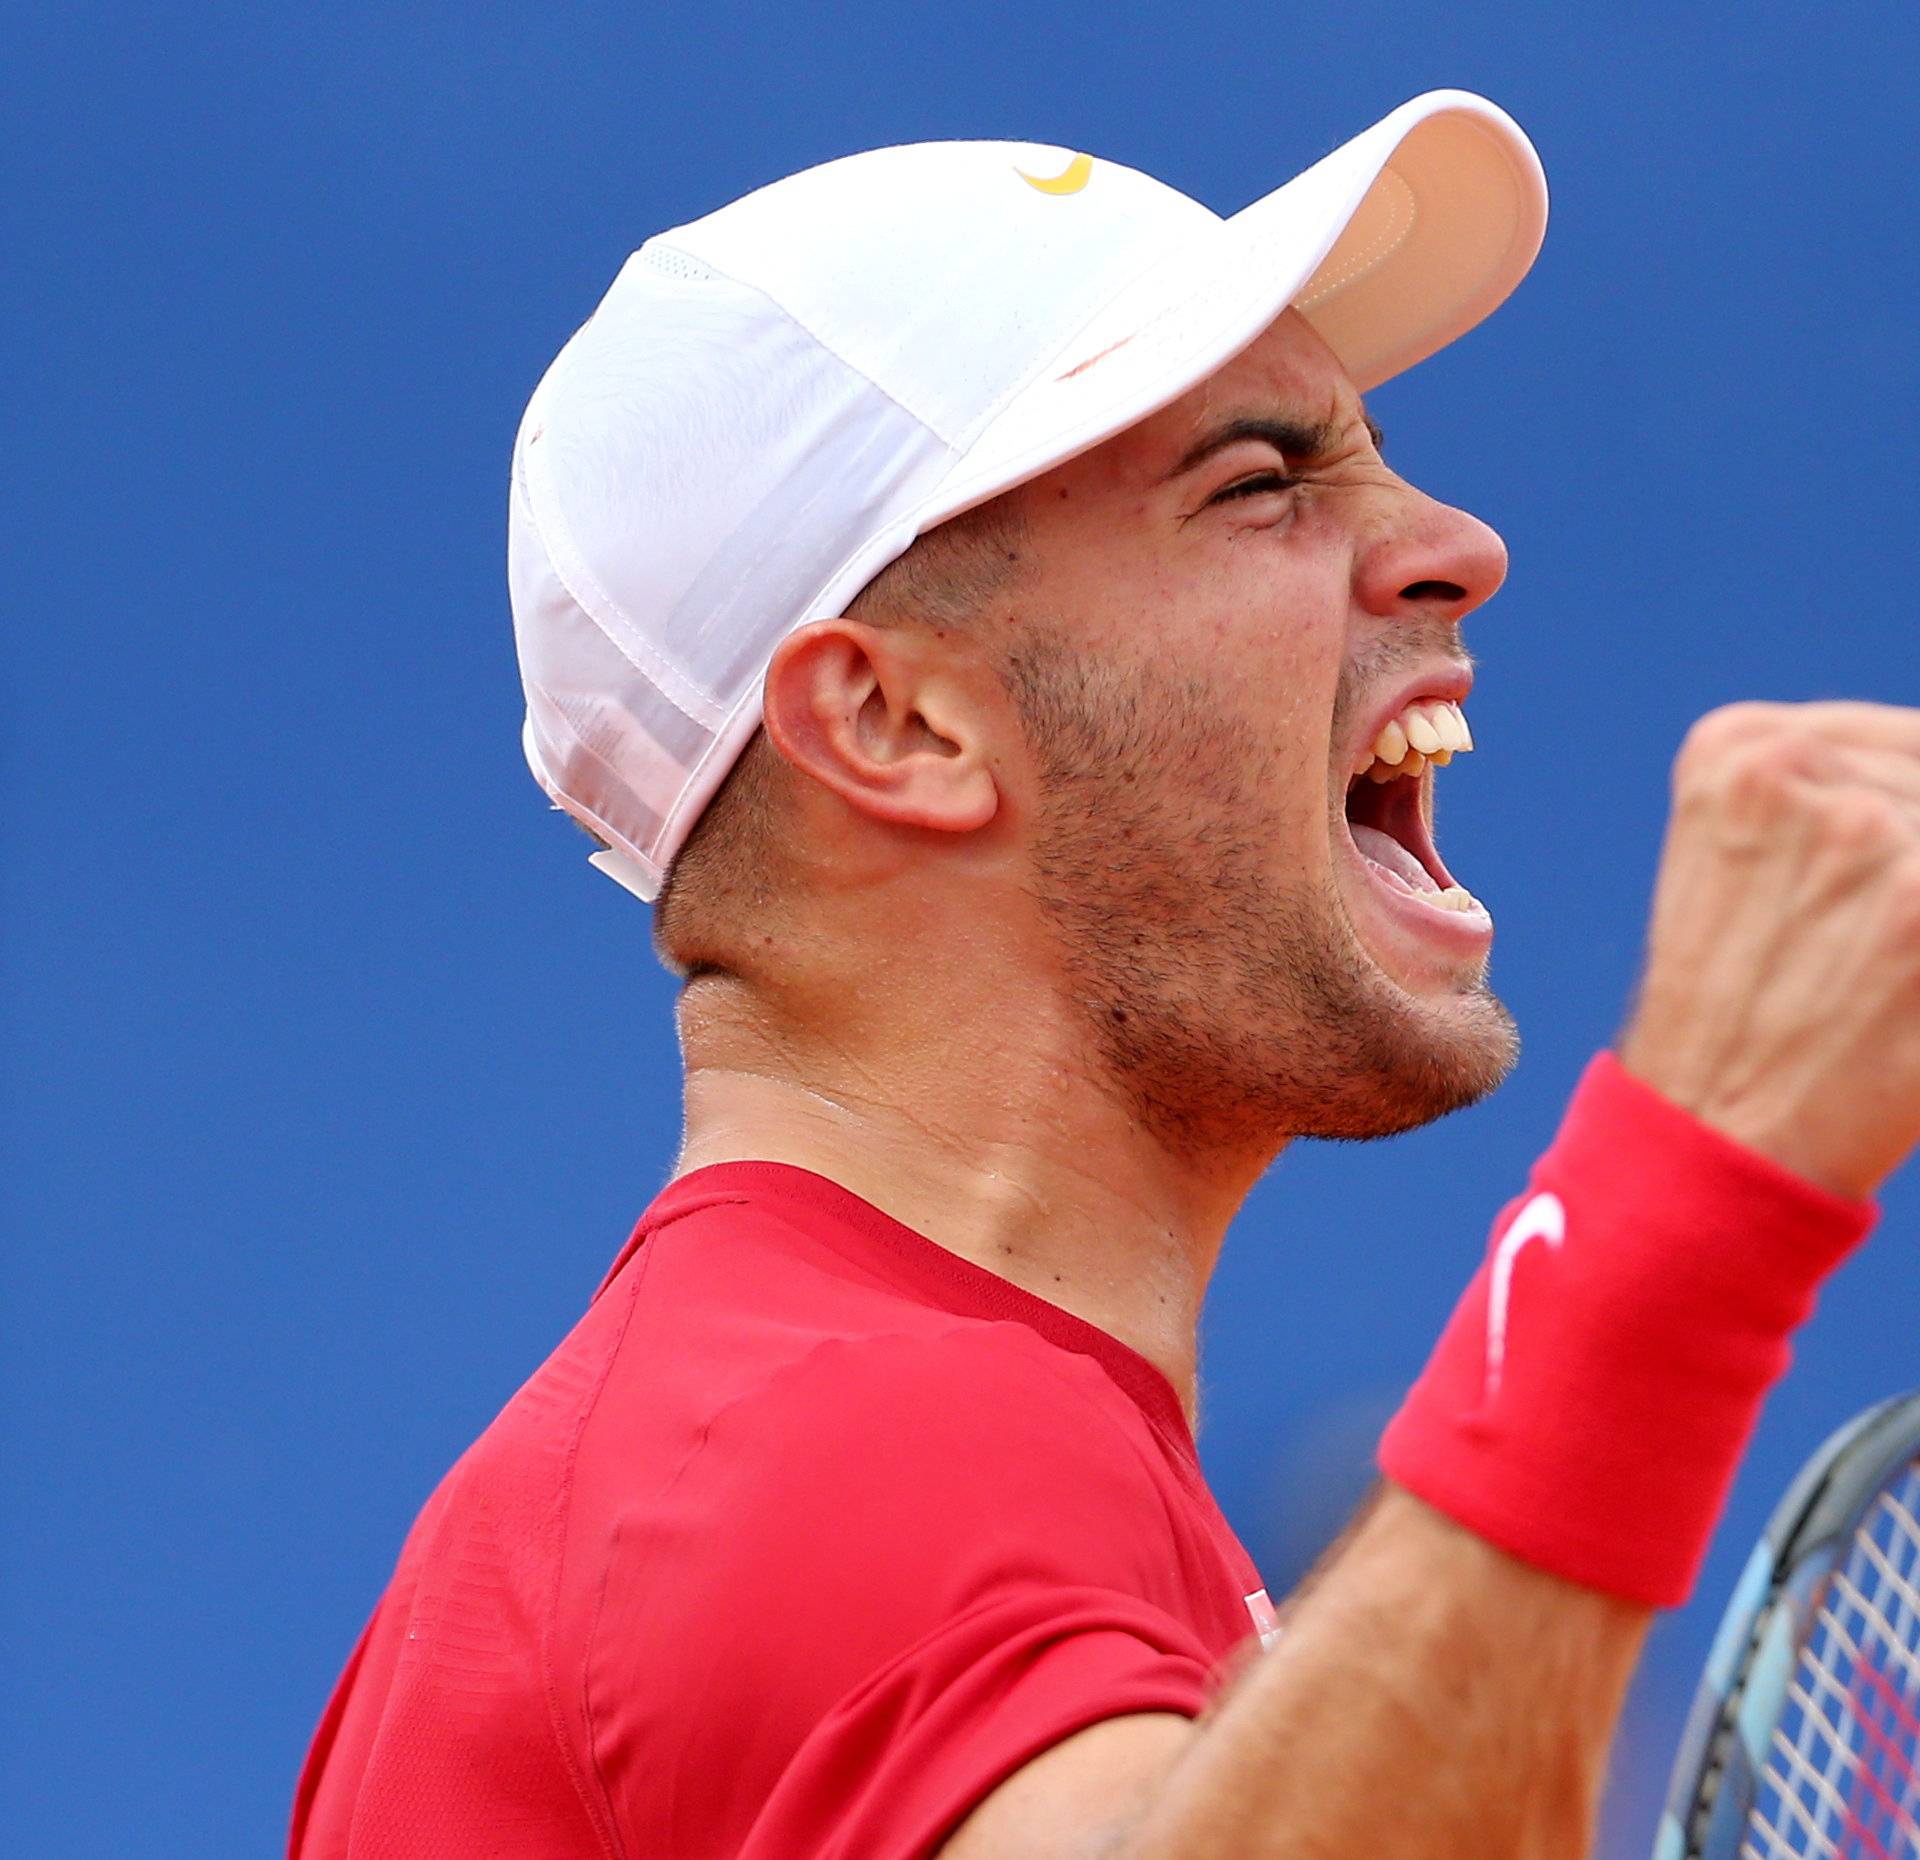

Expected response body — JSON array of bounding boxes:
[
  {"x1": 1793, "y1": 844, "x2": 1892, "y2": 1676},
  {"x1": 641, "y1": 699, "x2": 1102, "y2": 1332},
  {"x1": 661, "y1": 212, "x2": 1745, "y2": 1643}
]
[{"x1": 1211, "y1": 471, "x2": 1300, "y2": 504}]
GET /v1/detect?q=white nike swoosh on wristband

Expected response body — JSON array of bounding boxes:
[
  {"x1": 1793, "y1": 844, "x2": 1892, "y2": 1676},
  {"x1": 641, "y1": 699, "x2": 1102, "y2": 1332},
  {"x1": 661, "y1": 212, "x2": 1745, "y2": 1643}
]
[{"x1": 1484, "y1": 1191, "x2": 1566, "y2": 1401}]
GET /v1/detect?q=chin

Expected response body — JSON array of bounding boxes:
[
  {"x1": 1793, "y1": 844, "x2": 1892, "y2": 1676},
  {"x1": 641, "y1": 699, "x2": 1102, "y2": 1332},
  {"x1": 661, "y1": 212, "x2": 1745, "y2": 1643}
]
[
  {"x1": 1272, "y1": 846, "x2": 1517, "y2": 1138},
  {"x1": 1098, "y1": 922, "x2": 1519, "y2": 1155},
  {"x1": 1293, "y1": 978, "x2": 1519, "y2": 1143}
]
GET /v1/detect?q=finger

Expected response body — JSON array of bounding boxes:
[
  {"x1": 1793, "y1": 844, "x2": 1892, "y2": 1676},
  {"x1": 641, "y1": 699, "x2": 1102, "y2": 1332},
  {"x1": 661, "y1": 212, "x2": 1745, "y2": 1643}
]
[
  {"x1": 1804, "y1": 745, "x2": 1920, "y2": 810},
  {"x1": 1677, "y1": 732, "x2": 1920, "y2": 846},
  {"x1": 1764, "y1": 701, "x2": 1920, "y2": 758}
]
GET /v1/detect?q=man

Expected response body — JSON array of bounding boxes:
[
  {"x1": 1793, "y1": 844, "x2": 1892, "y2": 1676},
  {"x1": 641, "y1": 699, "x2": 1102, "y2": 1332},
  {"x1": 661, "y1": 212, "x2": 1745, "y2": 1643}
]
[{"x1": 291, "y1": 91, "x2": 1920, "y2": 1858}]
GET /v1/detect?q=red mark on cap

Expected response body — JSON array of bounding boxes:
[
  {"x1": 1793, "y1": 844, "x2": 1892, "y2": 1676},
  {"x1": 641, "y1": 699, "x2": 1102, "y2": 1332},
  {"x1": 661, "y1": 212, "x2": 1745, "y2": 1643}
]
[{"x1": 1056, "y1": 333, "x2": 1137, "y2": 382}]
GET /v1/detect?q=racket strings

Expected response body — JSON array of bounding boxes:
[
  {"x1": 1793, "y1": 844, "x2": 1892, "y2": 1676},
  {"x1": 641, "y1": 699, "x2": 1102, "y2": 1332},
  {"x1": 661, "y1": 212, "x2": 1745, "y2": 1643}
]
[{"x1": 1746, "y1": 1467, "x2": 1920, "y2": 1859}]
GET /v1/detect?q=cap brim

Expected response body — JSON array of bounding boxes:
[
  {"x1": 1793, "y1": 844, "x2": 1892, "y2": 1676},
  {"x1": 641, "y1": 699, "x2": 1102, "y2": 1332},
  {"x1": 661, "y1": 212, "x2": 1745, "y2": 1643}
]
[{"x1": 929, "y1": 89, "x2": 1546, "y2": 524}]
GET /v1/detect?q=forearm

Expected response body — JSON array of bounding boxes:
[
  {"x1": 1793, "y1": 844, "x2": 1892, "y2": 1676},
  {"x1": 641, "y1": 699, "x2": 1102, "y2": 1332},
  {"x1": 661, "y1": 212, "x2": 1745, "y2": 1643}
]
[{"x1": 1122, "y1": 1483, "x2": 1651, "y2": 1860}]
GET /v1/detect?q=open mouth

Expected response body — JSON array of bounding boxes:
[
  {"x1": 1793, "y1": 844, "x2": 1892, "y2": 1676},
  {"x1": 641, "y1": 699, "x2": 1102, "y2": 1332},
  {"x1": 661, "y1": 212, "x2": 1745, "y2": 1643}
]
[{"x1": 1341, "y1": 697, "x2": 1482, "y2": 916}]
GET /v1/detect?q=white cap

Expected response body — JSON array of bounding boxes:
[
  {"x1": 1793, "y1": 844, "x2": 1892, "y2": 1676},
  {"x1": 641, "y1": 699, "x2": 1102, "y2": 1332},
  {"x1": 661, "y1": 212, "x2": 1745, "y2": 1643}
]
[{"x1": 507, "y1": 88, "x2": 1547, "y2": 903}]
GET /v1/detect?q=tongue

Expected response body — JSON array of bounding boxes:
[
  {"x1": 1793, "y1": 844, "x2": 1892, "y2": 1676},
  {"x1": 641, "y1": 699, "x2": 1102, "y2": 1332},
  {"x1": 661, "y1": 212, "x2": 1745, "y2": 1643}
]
[{"x1": 1351, "y1": 823, "x2": 1439, "y2": 894}]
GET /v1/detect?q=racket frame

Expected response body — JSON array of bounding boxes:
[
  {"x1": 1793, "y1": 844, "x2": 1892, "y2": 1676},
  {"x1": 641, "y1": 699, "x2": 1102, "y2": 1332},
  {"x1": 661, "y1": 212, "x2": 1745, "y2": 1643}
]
[{"x1": 1656, "y1": 1389, "x2": 1920, "y2": 1860}]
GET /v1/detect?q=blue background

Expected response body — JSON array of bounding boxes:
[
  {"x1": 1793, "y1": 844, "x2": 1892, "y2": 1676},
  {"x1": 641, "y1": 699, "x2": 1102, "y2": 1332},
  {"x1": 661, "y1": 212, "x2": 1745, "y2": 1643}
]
[{"x1": 6, "y1": 3, "x2": 1918, "y2": 1853}]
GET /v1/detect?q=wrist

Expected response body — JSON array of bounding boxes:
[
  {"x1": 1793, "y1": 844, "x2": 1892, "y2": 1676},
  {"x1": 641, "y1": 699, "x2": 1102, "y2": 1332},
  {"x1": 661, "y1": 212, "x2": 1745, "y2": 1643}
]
[
  {"x1": 1379, "y1": 1053, "x2": 1874, "y2": 1607},
  {"x1": 1614, "y1": 1035, "x2": 1881, "y2": 1201}
]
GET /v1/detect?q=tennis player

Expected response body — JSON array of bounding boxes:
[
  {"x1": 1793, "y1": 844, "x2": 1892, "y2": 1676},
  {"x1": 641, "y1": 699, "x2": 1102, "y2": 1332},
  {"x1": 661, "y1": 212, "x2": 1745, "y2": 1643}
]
[{"x1": 290, "y1": 91, "x2": 1920, "y2": 1858}]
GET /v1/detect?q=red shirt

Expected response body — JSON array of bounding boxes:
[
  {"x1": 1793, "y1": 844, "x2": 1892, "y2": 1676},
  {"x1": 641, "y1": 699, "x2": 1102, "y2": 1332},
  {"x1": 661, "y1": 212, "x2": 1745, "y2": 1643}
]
[{"x1": 290, "y1": 1162, "x2": 1271, "y2": 1859}]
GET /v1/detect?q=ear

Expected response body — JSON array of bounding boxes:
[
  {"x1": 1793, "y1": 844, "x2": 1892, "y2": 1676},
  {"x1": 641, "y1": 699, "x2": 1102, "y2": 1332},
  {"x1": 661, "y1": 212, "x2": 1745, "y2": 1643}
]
[{"x1": 760, "y1": 619, "x2": 1000, "y2": 834}]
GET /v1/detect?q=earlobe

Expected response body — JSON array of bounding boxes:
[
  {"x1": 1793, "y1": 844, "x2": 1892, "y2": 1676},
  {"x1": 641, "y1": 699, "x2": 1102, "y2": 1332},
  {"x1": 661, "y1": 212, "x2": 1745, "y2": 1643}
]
[{"x1": 762, "y1": 620, "x2": 999, "y2": 836}]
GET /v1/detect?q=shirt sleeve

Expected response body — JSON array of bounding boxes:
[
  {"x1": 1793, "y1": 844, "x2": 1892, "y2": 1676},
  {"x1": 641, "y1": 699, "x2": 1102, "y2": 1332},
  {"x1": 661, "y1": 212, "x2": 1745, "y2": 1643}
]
[
  {"x1": 742, "y1": 1584, "x2": 1211, "y2": 1860},
  {"x1": 582, "y1": 1325, "x2": 1226, "y2": 1860}
]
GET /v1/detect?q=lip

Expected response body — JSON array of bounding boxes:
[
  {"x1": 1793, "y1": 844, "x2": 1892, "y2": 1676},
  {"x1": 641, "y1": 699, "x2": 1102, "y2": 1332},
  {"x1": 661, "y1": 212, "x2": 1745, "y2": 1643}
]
[{"x1": 1348, "y1": 846, "x2": 1494, "y2": 959}]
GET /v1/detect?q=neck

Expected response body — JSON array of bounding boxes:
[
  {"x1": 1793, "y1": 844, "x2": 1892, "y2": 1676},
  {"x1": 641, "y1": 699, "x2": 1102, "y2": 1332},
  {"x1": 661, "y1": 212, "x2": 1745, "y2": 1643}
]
[{"x1": 672, "y1": 970, "x2": 1285, "y2": 1424}]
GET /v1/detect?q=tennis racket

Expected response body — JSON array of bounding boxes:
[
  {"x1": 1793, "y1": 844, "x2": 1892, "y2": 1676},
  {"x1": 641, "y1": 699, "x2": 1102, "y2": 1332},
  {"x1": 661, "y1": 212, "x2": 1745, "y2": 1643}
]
[{"x1": 1657, "y1": 1389, "x2": 1920, "y2": 1860}]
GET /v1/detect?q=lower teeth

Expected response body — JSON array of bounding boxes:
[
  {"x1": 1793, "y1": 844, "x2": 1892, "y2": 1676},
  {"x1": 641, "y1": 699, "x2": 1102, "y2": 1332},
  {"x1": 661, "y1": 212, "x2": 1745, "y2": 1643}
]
[{"x1": 1430, "y1": 885, "x2": 1480, "y2": 913}]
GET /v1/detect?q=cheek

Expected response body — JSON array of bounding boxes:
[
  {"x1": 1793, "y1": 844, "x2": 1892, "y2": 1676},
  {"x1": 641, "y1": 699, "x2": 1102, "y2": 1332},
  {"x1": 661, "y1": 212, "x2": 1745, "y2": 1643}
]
[
  {"x1": 1234, "y1": 578, "x2": 1349, "y2": 764},
  {"x1": 1150, "y1": 568, "x2": 1348, "y2": 820},
  {"x1": 1039, "y1": 519, "x2": 1351, "y2": 770}
]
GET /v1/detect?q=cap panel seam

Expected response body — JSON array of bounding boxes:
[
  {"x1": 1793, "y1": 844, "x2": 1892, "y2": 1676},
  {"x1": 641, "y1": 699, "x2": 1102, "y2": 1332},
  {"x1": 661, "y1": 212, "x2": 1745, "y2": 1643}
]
[
  {"x1": 521, "y1": 508, "x2": 718, "y2": 717},
  {"x1": 658, "y1": 230, "x2": 1180, "y2": 454},
  {"x1": 649, "y1": 240, "x2": 964, "y2": 447},
  {"x1": 517, "y1": 435, "x2": 730, "y2": 732},
  {"x1": 523, "y1": 674, "x2": 668, "y2": 881},
  {"x1": 929, "y1": 214, "x2": 1235, "y2": 466}
]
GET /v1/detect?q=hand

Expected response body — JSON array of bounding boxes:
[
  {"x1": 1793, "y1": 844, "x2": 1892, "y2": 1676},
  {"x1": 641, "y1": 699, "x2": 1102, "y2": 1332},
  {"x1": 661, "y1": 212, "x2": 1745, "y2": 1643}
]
[{"x1": 1618, "y1": 701, "x2": 1920, "y2": 1200}]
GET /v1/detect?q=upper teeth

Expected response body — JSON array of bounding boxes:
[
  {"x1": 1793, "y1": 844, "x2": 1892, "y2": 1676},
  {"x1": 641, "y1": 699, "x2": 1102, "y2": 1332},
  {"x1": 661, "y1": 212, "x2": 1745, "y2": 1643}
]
[{"x1": 1357, "y1": 700, "x2": 1472, "y2": 782}]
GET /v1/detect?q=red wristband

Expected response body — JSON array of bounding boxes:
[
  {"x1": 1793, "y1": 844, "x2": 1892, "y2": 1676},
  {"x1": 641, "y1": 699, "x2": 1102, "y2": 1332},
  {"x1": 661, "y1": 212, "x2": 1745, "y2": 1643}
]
[{"x1": 1378, "y1": 1054, "x2": 1875, "y2": 1608}]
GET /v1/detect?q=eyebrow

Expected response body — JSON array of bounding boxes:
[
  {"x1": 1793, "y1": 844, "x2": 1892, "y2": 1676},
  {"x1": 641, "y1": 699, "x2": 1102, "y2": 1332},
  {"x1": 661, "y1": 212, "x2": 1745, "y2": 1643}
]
[{"x1": 1161, "y1": 408, "x2": 1385, "y2": 482}]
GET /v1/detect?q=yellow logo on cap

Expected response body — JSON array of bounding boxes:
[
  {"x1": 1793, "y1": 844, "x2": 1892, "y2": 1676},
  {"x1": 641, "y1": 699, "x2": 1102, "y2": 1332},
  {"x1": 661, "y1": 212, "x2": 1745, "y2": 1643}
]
[{"x1": 1016, "y1": 153, "x2": 1093, "y2": 196}]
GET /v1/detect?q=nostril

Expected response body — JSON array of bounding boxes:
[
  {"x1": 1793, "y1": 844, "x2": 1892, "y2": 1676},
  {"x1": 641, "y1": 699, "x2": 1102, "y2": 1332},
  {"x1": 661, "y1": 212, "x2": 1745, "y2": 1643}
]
[{"x1": 1400, "y1": 579, "x2": 1468, "y2": 604}]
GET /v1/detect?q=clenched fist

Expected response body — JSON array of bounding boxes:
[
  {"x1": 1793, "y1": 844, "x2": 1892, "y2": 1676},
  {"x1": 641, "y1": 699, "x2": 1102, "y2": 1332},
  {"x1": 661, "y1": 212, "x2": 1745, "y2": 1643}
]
[{"x1": 1619, "y1": 701, "x2": 1920, "y2": 1199}]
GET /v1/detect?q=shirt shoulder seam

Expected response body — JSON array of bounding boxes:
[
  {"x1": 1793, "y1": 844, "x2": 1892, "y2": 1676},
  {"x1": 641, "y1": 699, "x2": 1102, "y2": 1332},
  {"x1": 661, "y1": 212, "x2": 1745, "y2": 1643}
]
[{"x1": 549, "y1": 1234, "x2": 662, "y2": 1860}]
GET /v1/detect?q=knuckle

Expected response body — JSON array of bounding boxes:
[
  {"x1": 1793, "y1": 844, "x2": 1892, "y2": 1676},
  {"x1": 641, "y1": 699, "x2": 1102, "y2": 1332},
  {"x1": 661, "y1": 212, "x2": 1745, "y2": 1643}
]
[
  {"x1": 1677, "y1": 703, "x2": 1772, "y2": 775},
  {"x1": 1819, "y1": 790, "x2": 1905, "y2": 856},
  {"x1": 1698, "y1": 700, "x2": 1781, "y2": 743},
  {"x1": 1673, "y1": 705, "x2": 1863, "y2": 827},
  {"x1": 1716, "y1": 735, "x2": 1799, "y2": 815}
]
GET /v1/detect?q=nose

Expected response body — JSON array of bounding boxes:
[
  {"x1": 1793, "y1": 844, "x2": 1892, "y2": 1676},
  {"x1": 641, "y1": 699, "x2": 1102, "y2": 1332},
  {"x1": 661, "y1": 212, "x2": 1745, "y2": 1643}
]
[{"x1": 1353, "y1": 488, "x2": 1508, "y2": 625}]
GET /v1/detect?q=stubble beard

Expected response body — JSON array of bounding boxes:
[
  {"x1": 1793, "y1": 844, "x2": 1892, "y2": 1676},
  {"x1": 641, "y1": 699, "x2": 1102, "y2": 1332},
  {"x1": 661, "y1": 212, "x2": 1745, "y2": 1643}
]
[{"x1": 1005, "y1": 631, "x2": 1518, "y2": 1161}]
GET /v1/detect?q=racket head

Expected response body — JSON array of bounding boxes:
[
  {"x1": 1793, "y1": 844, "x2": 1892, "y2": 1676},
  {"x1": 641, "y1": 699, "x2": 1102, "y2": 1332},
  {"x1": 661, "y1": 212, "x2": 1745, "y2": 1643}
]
[{"x1": 1656, "y1": 1389, "x2": 1920, "y2": 1860}]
